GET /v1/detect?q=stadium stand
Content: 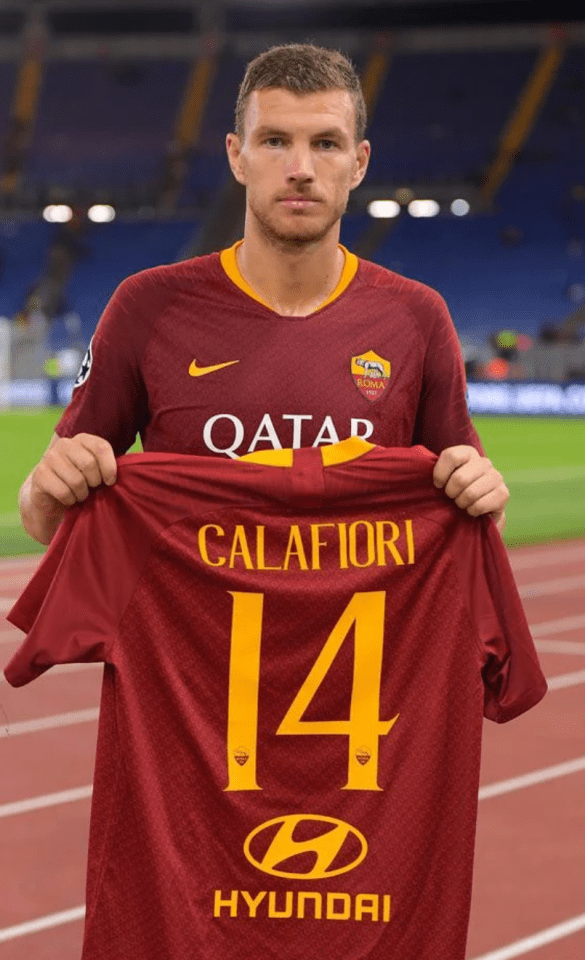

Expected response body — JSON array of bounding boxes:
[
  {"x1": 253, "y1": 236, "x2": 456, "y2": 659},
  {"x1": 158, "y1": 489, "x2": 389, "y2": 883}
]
[
  {"x1": 27, "y1": 58, "x2": 192, "y2": 191},
  {"x1": 61, "y1": 220, "x2": 199, "y2": 340},
  {"x1": 366, "y1": 49, "x2": 538, "y2": 183},
  {"x1": 0, "y1": 221, "x2": 55, "y2": 319},
  {"x1": 0, "y1": 3, "x2": 583, "y2": 386}
]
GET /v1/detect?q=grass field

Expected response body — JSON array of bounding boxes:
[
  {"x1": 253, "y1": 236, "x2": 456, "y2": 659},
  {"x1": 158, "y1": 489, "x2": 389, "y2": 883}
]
[{"x1": 1, "y1": 409, "x2": 584, "y2": 556}]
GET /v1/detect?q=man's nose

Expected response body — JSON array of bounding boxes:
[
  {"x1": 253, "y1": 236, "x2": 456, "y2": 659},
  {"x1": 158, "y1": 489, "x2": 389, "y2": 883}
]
[{"x1": 286, "y1": 146, "x2": 315, "y2": 181}]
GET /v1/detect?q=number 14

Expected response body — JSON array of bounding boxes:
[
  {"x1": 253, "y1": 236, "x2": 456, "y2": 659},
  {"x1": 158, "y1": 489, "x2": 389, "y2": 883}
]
[{"x1": 226, "y1": 591, "x2": 399, "y2": 792}]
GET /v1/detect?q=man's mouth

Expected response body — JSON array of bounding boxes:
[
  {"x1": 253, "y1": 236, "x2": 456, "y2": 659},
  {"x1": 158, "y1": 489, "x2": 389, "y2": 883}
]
[{"x1": 279, "y1": 197, "x2": 320, "y2": 208}]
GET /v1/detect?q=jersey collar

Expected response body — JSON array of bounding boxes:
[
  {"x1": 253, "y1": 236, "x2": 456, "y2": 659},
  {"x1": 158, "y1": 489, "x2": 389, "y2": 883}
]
[
  {"x1": 219, "y1": 239, "x2": 358, "y2": 315},
  {"x1": 239, "y1": 436, "x2": 376, "y2": 467}
]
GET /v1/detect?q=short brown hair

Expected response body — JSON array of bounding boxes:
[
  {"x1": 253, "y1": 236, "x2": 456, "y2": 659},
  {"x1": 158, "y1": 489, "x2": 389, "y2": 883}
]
[{"x1": 235, "y1": 43, "x2": 367, "y2": 142}]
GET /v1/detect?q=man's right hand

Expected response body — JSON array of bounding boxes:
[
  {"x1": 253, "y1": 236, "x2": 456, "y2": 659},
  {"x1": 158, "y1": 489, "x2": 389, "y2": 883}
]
[{"x1": 20, "y1": 433, "x2": 117, "y2": 545}]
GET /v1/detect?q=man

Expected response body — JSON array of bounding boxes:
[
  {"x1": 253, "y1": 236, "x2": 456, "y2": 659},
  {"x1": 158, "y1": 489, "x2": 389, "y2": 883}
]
[{"x1": 18, "y1": 43, "x2": 508, "y2": 544}]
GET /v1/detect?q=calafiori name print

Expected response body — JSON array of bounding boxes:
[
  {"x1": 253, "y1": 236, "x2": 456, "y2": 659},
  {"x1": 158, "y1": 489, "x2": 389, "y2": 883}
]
[{"x1": 196, "y1": 518, "x2": 415, "y2": 571}]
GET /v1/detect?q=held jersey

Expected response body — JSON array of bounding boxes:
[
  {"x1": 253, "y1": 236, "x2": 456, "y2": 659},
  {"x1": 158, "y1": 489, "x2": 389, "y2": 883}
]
[
  {"x1": 4, "y1": 440, "x2": 545, "y2": 960},
  {"x1": 55, "y1": 242, "x2": 482, "y2": 459}
]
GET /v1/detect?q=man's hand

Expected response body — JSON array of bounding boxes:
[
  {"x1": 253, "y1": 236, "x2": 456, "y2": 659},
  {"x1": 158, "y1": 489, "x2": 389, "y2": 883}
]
[
  {"x1": 433, "y1": 445, "x2": 509, "y2": 534},
  {"x1": 20, "y1": 433, "x2": 117, "y2": 545}
]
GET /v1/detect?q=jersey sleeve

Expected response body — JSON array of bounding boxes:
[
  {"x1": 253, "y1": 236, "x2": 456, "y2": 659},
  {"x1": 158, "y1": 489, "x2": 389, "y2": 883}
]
[
  {"x1": 453, "y1": 517, "x2": 547, "y2": 722},
  {"x1": 3, "y1": 489, "x2": 143, "y2": 687},
  {"x1": 412, "y1": 290, "x2": 483, "y2": 455},
  {"x1": 55, "y1": 271, "x2": 153, "y2": 456}
]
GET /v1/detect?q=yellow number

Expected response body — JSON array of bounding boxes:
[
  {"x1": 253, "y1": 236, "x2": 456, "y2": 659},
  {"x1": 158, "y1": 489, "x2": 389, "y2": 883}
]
[
  {"x1": 277, "y1": 592, "x2": 398, "y2": 790},
  {"x1": 225, "y1": 591, "x2": 398, "y2": 792},
  {"x1": 226, "y1": 592, "x2": 263, "y2": 791}
]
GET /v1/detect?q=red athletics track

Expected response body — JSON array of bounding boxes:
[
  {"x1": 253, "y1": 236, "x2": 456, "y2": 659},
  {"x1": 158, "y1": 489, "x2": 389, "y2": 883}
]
[{"x1": 0, "y1": 540, "x2": 584, "y2": 960}]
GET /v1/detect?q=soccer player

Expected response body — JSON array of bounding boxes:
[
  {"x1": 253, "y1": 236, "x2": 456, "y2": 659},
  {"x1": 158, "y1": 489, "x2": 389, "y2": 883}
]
[{"x1": 18, "y1": 43, "x2": 509, "y2": 544}]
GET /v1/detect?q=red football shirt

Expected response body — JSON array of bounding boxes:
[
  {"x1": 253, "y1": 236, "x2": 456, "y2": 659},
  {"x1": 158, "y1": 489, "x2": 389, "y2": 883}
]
[
  {"x1": 5, "y1": 441, "x2": 544, "y2": 960},
  {"x1": 56, "y1": 242, "x2": 482, "y2": 458}
]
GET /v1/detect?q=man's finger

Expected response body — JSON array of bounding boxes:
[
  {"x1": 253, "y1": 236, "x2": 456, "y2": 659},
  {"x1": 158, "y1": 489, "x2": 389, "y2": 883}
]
[
  {"x1": 433, "y1": 445, "x2": 480, "y2": 488},
  {"x1": 444, "y1": 457, "x2": 502, "y2": 506},
  {"x1": 77, "y1": 434, "x2": 117, "y2": 486},
  {"x1": 60, "y1": 445, "x2": 104, "y2": 489},
  {"x1": 452, "y1": 474, "x2": 499, "y2": 510},
  {"x1": 33, "y1": 460, "x2": 89, "y2": 506},
  {"x1": 464, "y1": 490, "x2": 509, "y2": 518}
]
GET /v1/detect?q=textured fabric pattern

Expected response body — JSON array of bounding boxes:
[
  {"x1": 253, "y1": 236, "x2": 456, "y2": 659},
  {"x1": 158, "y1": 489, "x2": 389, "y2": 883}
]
[
  {"x1": 5, "y1": 446, "x2": 545, "y2": 960},
  {"x1": 56, "y1": 251, "x2": 482, "y2": 458}
]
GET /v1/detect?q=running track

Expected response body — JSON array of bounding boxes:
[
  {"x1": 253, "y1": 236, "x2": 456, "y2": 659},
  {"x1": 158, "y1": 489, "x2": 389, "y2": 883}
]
[{"x1": 0, "y1": 540, "x2": 584, "y2": 960}]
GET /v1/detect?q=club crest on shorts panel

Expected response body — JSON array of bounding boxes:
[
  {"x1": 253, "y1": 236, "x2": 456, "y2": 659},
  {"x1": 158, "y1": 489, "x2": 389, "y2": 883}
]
[
  {"x1": 74, "y1": 338, "x2": 93, "y2": 389},
  {"x1": 351, "y1": 351, "x2": 391, "y2": 403}
]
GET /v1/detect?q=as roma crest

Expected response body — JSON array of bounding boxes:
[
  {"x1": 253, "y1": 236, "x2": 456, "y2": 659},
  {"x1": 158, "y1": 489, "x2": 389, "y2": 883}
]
[{"x1": 351, "y1": 350, "x2": 391, "y2": 403}]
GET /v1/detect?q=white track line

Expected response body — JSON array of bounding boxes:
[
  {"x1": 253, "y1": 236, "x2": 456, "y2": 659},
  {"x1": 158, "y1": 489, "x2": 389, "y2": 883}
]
[
  {"x1": 530, "y1": 613, "x2": 585, "y2": 636},
  {"x1": 0, "y1": 573, "x2": 583, "y2": 616},
  {"x1": 535, "y1": 639, "x2": 585, "y2": 655},
  {"x1": 0, "y1": 755, "x2": 582, "y2": 945},
  {"x1": 2, "y1": 751, "x2": 584, "y2": 824},
  {"x1": 0, "y1": 786, "x2": 92, "y2": 819},
  {"x1": 0, "y1": 575, "x2": 42, "y2": 591},
  {"x1": 546, "y1": 668, "x2": 585, "y2": 690},
  {"x1": 0, "y1": 554, "x2": 43, "y2": 570},
  {"x1": 0, "y1": 707, "x2": 99, "y2": 738},
  {"x1": 0, "y1": 906, "x2": 86, "y2": 944},
  {"x1": 509, "y1": 543, "x2": 585, "y2": 571},
  {"x1": 470, "y1": 912, "x2": 585, "y2": 960},
  {"x1": 518, "y1": 573, "x2": 585, "y2": 599},
  {"x1": 0, "y1": 663, "x2": 101, "y2": 684},
  {"x1": 478, "y1": 756, "x2": 585, "y2": 800},
  {"x1": 0, "y1": 667, "x2": 583, "y2": 740}
]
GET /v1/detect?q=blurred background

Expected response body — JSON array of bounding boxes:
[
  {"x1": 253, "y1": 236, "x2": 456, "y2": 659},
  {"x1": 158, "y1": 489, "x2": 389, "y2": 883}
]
[
  {"x1": 1, "y1": 7, "x2": 585, "y2": 960},
  {"x1": 0, "y1": 0, "x2": 584, "y2": 553}
]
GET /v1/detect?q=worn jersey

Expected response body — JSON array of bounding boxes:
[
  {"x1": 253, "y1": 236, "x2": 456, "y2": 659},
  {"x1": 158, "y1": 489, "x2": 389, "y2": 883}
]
[
  {"x1": 56, "y1": 242, "x2": 481, "y2": 458},
  {"x1": 4, "y1": 440, "x2": 545, "y2": 960}
]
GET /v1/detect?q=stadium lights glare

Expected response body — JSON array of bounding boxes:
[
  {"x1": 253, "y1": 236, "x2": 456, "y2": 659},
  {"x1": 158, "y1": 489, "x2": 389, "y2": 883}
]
[
  {"x1": 451, "y1": 198, "x2": 470, "y2": 216},
  {"x1": 42, "y1": 204, "x2": 73, "y2": 223},
  {"x1": 88, "y1": 204, "x2": 116, "y2": 223},
  {"x1": 367, "y1": 199, "x2": 401, "y2": 219},
  {"x1": 407, "y1": 200, "x2": 440, "y2": 218}
]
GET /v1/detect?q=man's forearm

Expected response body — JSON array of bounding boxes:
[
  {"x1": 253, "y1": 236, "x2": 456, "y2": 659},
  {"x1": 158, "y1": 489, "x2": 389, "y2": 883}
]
[{"x1": 19, "y1": 474, "x2": 66, "y2": 545}]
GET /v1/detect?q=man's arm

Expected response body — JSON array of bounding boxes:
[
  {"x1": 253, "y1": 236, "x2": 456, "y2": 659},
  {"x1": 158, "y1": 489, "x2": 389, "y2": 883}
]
[
  {"x1": 19, "y1": 432, "x2": 117, "y2": 545},
  {"x1": 433, "y1": 446, "x2": 509, "y2": 534}
]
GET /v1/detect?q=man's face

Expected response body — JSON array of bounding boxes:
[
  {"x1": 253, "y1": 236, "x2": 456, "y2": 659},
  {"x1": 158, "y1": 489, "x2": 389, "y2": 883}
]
[{"x1": 226, "y1": 87, "x2": 370, "y2": 246}]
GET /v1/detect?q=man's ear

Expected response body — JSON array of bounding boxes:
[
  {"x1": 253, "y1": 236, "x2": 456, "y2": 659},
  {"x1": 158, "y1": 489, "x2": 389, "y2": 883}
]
[
  {"x1": 226, "y1": 132, "x2": 246, "y2": 186},
  {"x1": 351, "y1": 139, "x2": 371, "y2": 190}
]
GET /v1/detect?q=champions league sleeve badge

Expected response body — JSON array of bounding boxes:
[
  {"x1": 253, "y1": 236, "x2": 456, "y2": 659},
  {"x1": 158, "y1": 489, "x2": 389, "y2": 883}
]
[{"x1": 74, "y1": 338, "x2": 93, "y2": 389}]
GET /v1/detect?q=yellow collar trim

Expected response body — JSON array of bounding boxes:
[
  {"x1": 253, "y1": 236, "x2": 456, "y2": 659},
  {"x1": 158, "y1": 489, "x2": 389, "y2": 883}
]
[
  {"x1": 239, "y1": 436, "x2": 375, "y2": 467},
  {"x1": 219, "y1": 239, "x2": 358, "y2": 315}
]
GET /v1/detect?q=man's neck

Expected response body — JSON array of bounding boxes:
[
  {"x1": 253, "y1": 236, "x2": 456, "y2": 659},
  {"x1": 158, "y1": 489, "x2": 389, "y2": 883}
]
[{"x1": 236, "y1": 229, "x2": 345, "y2": 317}]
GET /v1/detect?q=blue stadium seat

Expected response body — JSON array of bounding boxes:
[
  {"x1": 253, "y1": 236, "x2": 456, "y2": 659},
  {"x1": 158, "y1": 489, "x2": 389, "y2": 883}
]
[
  {"x1": 367, "y1": 49, "x2": 536, "y2": 182},
  {"x1": 26, "y1": 59, "x2": 191, "y2": 189},
  {"x1": 62, "y1": 220, "x2": 198, "y2": 341}
]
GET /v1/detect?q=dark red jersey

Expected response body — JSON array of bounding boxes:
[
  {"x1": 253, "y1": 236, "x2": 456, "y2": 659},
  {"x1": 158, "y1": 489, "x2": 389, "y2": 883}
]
[
  {"x1": 5, "y1": 441, "x2": 544, "y2": 960},
  {"x1": 56, "y1": 242, "x2": 482, "y2": 458}
]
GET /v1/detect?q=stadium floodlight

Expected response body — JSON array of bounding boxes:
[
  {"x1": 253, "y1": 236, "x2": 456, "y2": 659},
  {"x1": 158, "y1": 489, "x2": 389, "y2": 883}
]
[
  {"x1": 451, "y1": 199, "x2": 470, "y2": 217},
  {"x1": 43, "y1": 204, "x2": 73, "y2": 223},
  {"x1": 88, "y1": 204, "x2": 116, "y2": 223},
  {"x1": 367, "y1": 200, "x2": 401, "y2": 219},
  {"x1": 407, "y1": 200, "x2": 440, "y2": 218}
]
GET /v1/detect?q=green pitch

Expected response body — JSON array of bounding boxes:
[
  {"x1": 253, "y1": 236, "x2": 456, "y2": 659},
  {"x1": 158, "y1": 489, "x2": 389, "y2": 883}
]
[{"x1": 0, "y1": 409, "x2": 584, "y2": 557}]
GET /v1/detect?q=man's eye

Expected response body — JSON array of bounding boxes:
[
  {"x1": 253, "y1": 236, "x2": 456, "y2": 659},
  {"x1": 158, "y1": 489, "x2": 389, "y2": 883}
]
[
  {"x1": 265, "y1": 137, "x2": 283, "y2": 147},
  {"x1": 317, "y1": 139, "x2": 337, "y2": 149}
]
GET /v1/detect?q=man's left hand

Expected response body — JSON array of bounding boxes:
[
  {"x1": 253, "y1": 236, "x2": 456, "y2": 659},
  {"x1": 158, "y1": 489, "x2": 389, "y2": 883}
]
[{"x1": 433, "y1": 445, "x2": 509, "y2": 534}]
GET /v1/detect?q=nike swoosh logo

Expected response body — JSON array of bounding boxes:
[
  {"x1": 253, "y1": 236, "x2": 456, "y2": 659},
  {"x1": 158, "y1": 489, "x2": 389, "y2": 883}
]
[{"x1": 189, "y1": 359, "x2": 240, "y2": 377}]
